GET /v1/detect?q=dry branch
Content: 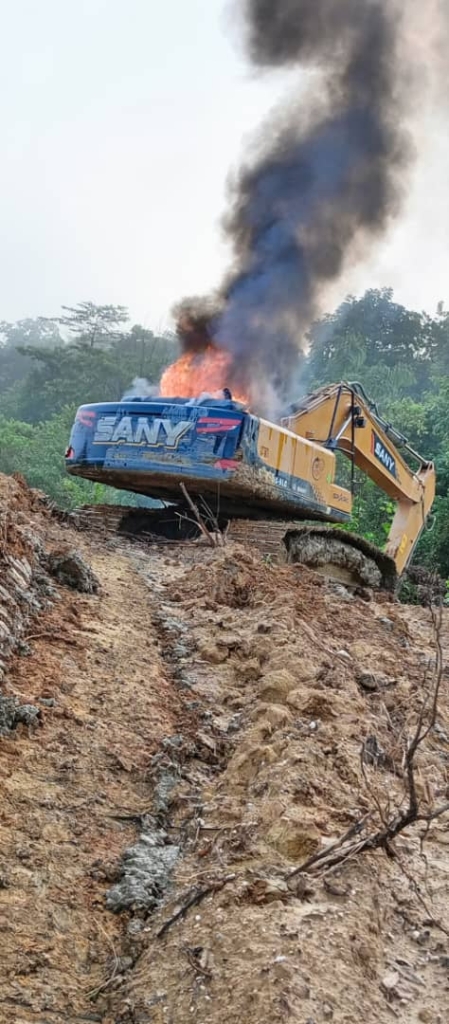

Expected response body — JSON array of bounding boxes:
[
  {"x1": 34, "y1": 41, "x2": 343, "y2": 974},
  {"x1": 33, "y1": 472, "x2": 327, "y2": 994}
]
[
  {"x1": 157, "y1": 873, "x2": 235, "y2": 939},
  {"x1": 179, "y1": 483, "x2": 219, "y2": 547},
  {"x1": 288, "y1": 604, "x2": 448, "y2": 878}
]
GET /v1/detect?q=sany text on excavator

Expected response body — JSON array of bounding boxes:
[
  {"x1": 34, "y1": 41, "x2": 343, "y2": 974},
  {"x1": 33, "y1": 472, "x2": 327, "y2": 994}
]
[{"x1": 65, "y1": 382, "x2": 435, "y2": 590}]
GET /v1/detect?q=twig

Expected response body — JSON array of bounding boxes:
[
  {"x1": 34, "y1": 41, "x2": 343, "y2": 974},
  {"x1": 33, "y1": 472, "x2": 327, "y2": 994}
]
[
  {"x1": 417, "y1": 800, "x2": 449, "y2": 823},
  {"x1": 179, "y1": 483, "x2": 217, "y2": 547},
  {"x1": 23, "y1": 631, "x2": 79, "y2": 646},
  {"x1": 157, "y1": 873, "x2": 235, "y2": 939},
  {"x1": 360, "y1": 749, "x2": 391, "y2": 829},
  {"x1": 285, "y1": 815, "x2": 371, "y2": 879},
  {"x1": 183, "y1": 945, "x2": 213, "y2": 979},
  {"x1": 87, "y1": 922, "x2": 120, "y2": 1000},
  {"x1": 393, "y1": 848, "x2": 449, "y2": 938},
  {"x1": 198, "y1": 494, "x2": 224, "y2": 542}
]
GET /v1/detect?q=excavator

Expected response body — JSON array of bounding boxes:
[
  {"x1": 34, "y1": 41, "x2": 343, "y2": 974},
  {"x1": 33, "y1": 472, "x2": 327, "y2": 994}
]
[{"x1": 65, "y1": 381, "x2": 435, "y2": 590}]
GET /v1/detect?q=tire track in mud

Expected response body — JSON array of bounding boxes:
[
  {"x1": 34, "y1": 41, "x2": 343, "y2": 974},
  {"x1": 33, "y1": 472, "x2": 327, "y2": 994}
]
[{"x1": 0, "y1": 537, "x2": 184, "y2": 1024}]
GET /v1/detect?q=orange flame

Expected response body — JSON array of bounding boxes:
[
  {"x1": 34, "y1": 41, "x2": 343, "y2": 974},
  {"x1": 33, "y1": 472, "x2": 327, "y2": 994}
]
[{"x1": 160, "y1": 346, "x2": 248, "y2": 404}]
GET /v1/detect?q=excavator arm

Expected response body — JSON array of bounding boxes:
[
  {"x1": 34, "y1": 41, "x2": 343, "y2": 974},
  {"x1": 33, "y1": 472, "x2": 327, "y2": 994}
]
[{"x1": 282, "y1": 382, "x2": 436, "y2": 576}]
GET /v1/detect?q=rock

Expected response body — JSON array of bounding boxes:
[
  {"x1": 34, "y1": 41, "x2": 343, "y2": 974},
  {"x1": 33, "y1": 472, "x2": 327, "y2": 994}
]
[
  {"x1": 286, "y1": 874, "x2": 316, "y2": 899},
  {"x1": 0, "y1": 695, "x2": 40, "y2": 734},
  {"x1": 433, "y1": 722, "x2": 449, "y2": 743},
  {"x1": 254, "y1": 704, "x2": 293, "y2": 729},
  {"x1": 117, "y1": 956, "x2": 134, "y2": 972},
  {"x1": 323, "y1": 1004, "x2": 334, "y2": 1018},
  {"x1": 381, "y1": 970, "x2": 399, "y2": 992},
  {"x1": 249, "y1": 877, "x2": 290, "y2": 903},
  {"x1": 357, "y1": 671, "x2": 395, "y2": 692},
  {"x1": 327, "y1": 582, "x2": 353, "y2": 601},
  {"x1": 258, "y1": 669, "x2": 297, "y2": 703},
  {"x1": 44, "y1": 549, "x2": 99, "y2": 593},
  {"x1": 323, "y1": 879, "x2": 350, "y2": 898},
  {"x1": 361, "y1": 735, "x2": 394, "y2": 772},
  {"x1": 153, "y1": 771, "x2": 178, "y2": 814},
  {"x1": 127, "y1": 919, "x2": 144, "y2": 937},
  {"x1": 106, "y1": 817, "x2": 179, "y2": 913},
  {"x1": 14, "y1": 703, "x2": 41, "y2": 727},
  {"x1": 238, "y1": 658, "x2": 262, "y2": 683},
  {"x1": 198, "y1": 641, "x2": 228, "y2": 664},
  {"x1": 162, "y1": 733, "x2": 184, "y2": 750},
  {"x1": 227, "y1": 712, "x2": 244, "y2": 733},
  {"x1": 0, "y1": 543, "x2": 40, "y2": 680},
  {"x1": 0, "y1": 695, "x2": 19, "y2": 734}
]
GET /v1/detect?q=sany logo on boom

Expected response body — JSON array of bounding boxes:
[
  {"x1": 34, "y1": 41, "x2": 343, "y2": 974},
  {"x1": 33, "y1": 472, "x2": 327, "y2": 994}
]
[
  {"x1": 371, "y1": 430, "x2": 397, "y2": 478},
  {"x1": 93, "y1": 415, "x2": 192, "y2": 448}
]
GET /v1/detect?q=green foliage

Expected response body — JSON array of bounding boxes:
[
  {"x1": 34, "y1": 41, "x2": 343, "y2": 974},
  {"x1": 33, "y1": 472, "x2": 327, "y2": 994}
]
[
  {"x1": 55, "y1": 302, "x2": 130, "y2": 347},
  {"x1": 0, "y1": 302, "x2": 177, "y2": 509},
  {"x1": 306, "y1": 288, "x2": 449, "y2": 574},
  {"x1": 0, "y1": 290, "x2": 448, "y2": 579},
  {"x1": 0, "y1": 408, "x2": 95, "y2": 507},
  {"x1": 0, "y1": 317, "x2": 63, "y2": 393},
  {"x1": 0, "y1": 312, "x2": 177, "y2": 424},
  {"x1": 306, "y1": 287, "x2": 439, "y2": 402}
]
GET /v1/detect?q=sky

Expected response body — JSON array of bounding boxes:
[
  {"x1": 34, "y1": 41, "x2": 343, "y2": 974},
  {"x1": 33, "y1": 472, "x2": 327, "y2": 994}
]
[{"x1": 1, "y1": 0, "x2": 448, "y2": 331}]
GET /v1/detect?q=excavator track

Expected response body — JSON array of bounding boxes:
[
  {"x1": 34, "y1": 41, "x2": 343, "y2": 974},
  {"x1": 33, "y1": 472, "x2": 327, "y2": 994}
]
[
  {"x1": 283, "y1": 525, "x2": 397, "y2": 591},
  {"x1": 228, "y1": 521, "x2": 397, "y2": 590},
  {"x1": 67, "y1": 505, "x2": 397, "y2": 591}
]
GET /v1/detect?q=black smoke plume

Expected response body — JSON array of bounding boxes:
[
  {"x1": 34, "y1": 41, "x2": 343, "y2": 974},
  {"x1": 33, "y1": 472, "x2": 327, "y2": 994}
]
[{"x1": 175, "y1": 0, "x2": 420, "y2": 412}]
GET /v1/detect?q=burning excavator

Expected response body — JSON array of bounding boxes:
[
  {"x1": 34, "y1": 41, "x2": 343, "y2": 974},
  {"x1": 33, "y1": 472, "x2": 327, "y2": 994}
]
[{"x1": 65, "y1": 350, "x2": 435, "y2": 591}]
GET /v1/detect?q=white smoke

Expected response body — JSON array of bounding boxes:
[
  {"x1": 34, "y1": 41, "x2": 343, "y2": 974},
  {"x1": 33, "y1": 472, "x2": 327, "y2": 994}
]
[{"x1": 122, "y1": 377, "x2": 159, "y2": 400}]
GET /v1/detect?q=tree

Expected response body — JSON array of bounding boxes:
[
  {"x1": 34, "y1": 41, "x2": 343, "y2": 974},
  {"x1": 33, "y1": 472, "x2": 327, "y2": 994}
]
[
  {"x1": 1, "y1": 328, "x2": 177, "y2": 424},
  {"x1": 53, "y1": 302, "x2": 129, "y2": 347},
  {"x1": 0, "y1": 409, "x2": 96, "y2": 507},
  {"x1": 0, "y1": 318, "x2": 63, "y2": 395},
  {"x1": 306, "y1": 288, "x2": 435, "y2": 400}
]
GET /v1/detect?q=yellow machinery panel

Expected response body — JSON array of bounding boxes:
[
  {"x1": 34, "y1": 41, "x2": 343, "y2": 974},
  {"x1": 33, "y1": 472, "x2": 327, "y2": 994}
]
[{"x1": 257, "y1": 418, "x2": 353, "y2": 516}]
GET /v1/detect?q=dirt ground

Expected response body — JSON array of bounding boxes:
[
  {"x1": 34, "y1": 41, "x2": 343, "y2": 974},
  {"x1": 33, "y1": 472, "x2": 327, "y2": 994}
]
[{"x1": 1, "y1": 475, "x2": 449, "y2": 1024}]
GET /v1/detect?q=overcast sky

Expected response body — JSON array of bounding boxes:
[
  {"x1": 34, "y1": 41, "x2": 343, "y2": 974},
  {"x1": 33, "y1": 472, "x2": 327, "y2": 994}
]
[{"x1": 1, "y1": 0, "x2": 448, "y2": 330}]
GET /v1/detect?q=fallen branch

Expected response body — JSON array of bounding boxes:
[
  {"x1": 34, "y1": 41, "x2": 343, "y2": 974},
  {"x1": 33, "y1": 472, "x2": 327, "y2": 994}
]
[
  {"x1": 285, "y1": 815, "x2": 372, "y2": 880},
  {"x1": 157, "y1": 873, "x2": 235, "y2": 939},
  {"x1": 179, "y1": 483, "x2": 221, "y2": 547},
  {"x1": 288, "y1": 603, "x2": 449, "y2": 879},
  {"x1": 198, "y1": 494, "x2": 224, "y2": 543}
]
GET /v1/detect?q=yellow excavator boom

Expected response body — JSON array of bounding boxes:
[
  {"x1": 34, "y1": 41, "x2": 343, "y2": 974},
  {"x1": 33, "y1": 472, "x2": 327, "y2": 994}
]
[{"x1": 282, "y1": 382, "x2": 436, "y2": 576}]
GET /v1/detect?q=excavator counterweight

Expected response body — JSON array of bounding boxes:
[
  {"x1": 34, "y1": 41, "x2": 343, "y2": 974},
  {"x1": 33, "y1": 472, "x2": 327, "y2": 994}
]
[{"x1": 65, "y1": 383, "x2": 435, "y2": 590}]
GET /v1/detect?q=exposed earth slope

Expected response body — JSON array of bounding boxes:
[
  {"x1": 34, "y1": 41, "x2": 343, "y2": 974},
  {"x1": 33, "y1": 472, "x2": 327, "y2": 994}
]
[{"x1": 1, "y1": 474, "x2": 448, "y2": 1024}]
